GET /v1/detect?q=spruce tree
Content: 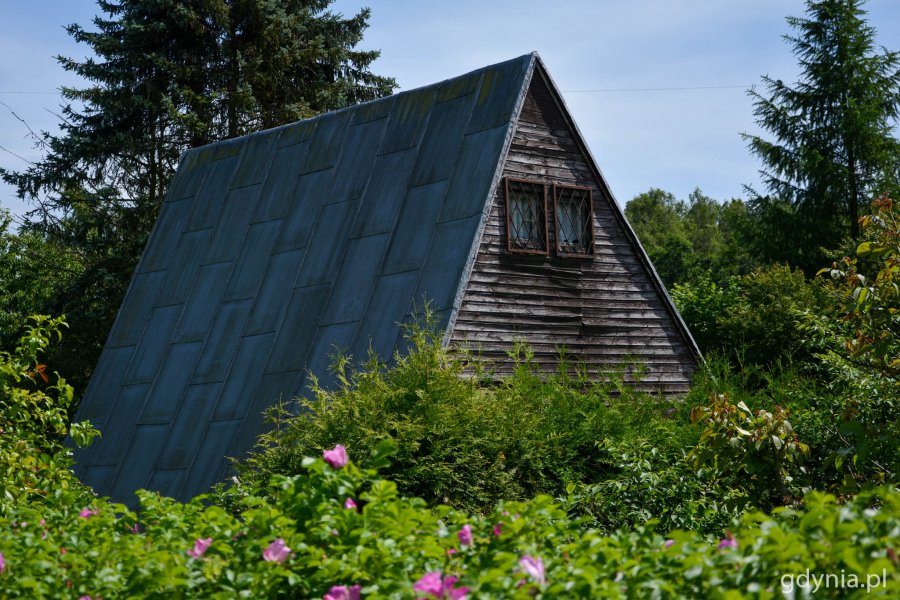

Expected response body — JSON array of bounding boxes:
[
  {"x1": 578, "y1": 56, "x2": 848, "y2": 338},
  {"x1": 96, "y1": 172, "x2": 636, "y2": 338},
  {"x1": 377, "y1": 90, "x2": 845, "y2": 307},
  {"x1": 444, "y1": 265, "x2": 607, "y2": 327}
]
[
  {"x1": 743, "y1": 0, "x2": 900, "y2": 271},
  {"x1": 0, "y1": 0, "x2": 395, "y2": 389}
]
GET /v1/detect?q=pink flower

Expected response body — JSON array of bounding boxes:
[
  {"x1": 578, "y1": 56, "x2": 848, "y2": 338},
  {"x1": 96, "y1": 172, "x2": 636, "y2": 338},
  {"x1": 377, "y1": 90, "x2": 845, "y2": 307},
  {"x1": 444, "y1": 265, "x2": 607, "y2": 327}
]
[
  {"x1": 323, "y1": 444, "x2": 349, "y2": 469},
  {"x1": 39, "y1": 519, "x2": 46, "y2": 527},
  {"x1": 0, "y1": 551, "x2": 5, "y2": 574},
  {"x1": 414, "y1": 572, "x2": 444, "y2": 597},
  {"x1": 263, "y1": 538, "x2": 291, "y2": 563},
  {"x1": 323, "y1": 584, "x2": 362, "y2": 600},
  {"x1": 441, "y1": 576, "x2": 468, "y2": 600},
  {"x1": 718, "y1": 537, "x2": 738, "y2": 550},
  {"x1": 457, "y1": 524, "x2": 473, "y2": 547},
  {"x1": 492, "y1": 523, "x2": 502, "y2": 538},
  {"x1": 413, "y1": 572, "x2": 468, "y2": 599},
  {"x1": 79, "y1": 508, "x2": 97, "y2": 520},
  {"x1": 664, "y1": 539, "x2": 675, "y2": 549},
  {"x1": 187, "y1": 537, "x2": 212, "y2": 558},
  {"x1": 344, "y1": 497, "x2": 358, "y2": 510},
  {"x1": 519, "y1": 555, "x2": 546, "y2": 585}
]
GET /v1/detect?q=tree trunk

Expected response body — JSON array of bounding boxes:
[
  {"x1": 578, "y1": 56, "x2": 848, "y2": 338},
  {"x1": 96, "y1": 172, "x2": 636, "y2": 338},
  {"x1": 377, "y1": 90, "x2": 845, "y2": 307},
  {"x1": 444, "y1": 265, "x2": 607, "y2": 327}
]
[{"x1": 848, "y1": 149, "x2": 860, "y2": 239}]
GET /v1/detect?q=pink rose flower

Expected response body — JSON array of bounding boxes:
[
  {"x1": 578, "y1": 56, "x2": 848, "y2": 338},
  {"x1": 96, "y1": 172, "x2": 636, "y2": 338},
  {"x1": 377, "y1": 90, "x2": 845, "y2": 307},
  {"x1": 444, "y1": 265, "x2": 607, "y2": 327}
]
[
  {"x1": 413, "y1": 572, "x2": 468, "y2": 599},
  {"x1": 323, "y1": 584, "x2": 362, "y2": 600},
  {"x1": 718, "y1": 537, "x2": 738, "y2": 550},
  {"x1": 187, "y1": 537, "x2": 212, "y2": 558},
  {"x1": 79, "y1": 508, "x2": 97, "y2": 520},
  {"x1": 492, "y1": 523, "x2": 502, "y2": 538},
  {"x1": 263, "y1": 538, "x2": 291, "y2": 563},
  {"x1": 323, "y1": 444, "x2": 349, "y2": 469},
  {"x1": 344, "y1": 497, "x2": 358, "y2": 510},
  {"x1": 414, "y1": 572, "x2": 444, "y2": 597},
  {"x1": 0, "y1": 551, "x2": 5, "y2": 574},
  {"x1": 457, "y1": 524, "x2": 473, "y2": 547},
  {"x1": 519, "y1": 555, "x2": 546, "y2": 585}
]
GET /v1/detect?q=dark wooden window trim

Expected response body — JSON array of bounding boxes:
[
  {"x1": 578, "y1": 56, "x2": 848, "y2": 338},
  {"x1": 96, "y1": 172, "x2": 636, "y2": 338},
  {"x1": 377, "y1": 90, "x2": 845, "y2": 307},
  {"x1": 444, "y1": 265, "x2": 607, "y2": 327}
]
[
  {"x1": 553, "y1": 184, "x2": 594, "y2": 258},
  {"x1": 505, "y1": 177, "x2": 549, "y2": 255}
]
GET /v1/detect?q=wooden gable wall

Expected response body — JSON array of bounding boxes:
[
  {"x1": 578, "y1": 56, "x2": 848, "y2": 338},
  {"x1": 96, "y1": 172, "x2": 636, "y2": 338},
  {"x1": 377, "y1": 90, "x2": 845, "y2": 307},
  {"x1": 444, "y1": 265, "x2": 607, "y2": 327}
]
[{"x1": 448, "y1": 68, "x2": 697, "y2": 394}]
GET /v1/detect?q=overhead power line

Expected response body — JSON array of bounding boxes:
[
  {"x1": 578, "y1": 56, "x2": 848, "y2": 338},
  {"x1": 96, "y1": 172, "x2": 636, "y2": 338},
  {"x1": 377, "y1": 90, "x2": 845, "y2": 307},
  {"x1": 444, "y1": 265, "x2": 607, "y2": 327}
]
[
  {"x1": 0, "y1": 85, "x2": 754, "y2": 96},
  {"x1": 563, "y1": 85, "x2": 750, "y2": 93}
]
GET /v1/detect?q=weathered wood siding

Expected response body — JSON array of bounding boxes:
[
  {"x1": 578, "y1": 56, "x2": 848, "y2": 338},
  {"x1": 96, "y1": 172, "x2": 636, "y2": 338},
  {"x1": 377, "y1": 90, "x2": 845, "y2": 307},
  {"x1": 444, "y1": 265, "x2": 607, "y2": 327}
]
[{"x1": 449, "y1": 70, "x2": 697, "y2": 395}]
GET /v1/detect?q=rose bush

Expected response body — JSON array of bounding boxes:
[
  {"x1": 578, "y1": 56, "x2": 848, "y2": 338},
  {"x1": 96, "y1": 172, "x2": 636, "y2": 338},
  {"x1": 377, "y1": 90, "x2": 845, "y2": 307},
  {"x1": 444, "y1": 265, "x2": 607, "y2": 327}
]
[{"x1": 1, "y1": 441, "x2": 898, "y2": 598}]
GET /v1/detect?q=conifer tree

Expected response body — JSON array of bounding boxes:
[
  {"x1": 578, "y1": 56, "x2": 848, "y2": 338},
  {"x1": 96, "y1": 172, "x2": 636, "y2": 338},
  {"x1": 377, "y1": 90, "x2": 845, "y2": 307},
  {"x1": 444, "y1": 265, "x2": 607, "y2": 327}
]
[
  {"x1": 743, "y1": 0, "x2": 900, "y2": 269},
  {"x1": 0, "y1": 0, "x2": 395, "y2": 389}
]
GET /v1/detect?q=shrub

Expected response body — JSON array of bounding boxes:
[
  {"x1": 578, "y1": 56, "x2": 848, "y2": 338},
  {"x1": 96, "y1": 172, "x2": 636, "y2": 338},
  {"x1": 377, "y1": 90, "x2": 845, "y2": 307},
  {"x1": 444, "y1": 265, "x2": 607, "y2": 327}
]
[
  {"x1": 672, "y1": 264, "x2": 830, "y2": 370},
  {"x1": 0, "y1": 316, "x2": 96, "y2": 515},
  {"x1": 236, "y1": 321, "x2": 698, "y2": 513},
  {"x1": 562, "y1": 439, "x2": 747, "y2": 538},
  {"x1": 2, "y1": 443, "x2": 899, "y2": 598}
]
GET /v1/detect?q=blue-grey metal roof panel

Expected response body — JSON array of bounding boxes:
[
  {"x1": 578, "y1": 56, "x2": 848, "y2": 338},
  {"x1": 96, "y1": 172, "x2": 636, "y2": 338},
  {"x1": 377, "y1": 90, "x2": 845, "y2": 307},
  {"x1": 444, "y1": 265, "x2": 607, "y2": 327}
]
[
  {"x1": 244, "y1": 249, "x2": 306, "y2": 335},
  {"x1": 106, "y1": 270, "x2": 164, "y2": 347},
  {"x1": 173, "y1": 262, "x2": 233, "y2": 343},
  {"x1": 156, "y1": 382, "x2": 223, "y2": 470},
  {"x1": 156, "y1": 229, "x2": 213, "y2": 306},
  {"x1": 252, "y1": 142, "x2": 310, "y2": 223},
  {"x1": 139, "y1": 342, "x2": 203, "y2": 424},
  {"x1": 73, "y1": 53, "x2": 536, "y2": 506}
]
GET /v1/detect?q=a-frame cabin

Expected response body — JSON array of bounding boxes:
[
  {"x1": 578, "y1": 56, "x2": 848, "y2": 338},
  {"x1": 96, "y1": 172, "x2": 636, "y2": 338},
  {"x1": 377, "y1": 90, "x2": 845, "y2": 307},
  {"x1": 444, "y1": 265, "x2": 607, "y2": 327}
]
[{"x1": 73, "y1": 53, "x2": 700, "y2": 505}]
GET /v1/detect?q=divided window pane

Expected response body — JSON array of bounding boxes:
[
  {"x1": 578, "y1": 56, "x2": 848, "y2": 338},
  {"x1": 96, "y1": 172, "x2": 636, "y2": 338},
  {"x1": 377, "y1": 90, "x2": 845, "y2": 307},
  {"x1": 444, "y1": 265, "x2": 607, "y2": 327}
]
[
  {"x1": 505, "y1": 179, "x2": 548, "y2": 254},
  {"x1": 554, "y1": 185, "x2": 593, "y2": 256}
]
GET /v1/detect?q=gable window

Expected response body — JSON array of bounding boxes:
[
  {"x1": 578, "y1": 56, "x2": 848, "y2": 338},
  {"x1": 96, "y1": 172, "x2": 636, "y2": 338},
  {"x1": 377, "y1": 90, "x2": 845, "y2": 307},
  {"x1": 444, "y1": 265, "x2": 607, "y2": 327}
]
[
  {"x1": 553, "y1": 184, "x2": 593, "y2": 256},
  {"x1": 505, "y1": 178, "x2": 548, "y2": 254}
]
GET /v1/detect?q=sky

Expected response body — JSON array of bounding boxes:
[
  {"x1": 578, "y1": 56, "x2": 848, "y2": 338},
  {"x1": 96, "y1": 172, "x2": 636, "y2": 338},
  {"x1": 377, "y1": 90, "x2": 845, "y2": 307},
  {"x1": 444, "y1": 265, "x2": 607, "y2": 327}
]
[{"x1": 2, "y1": 0, "x2": 899, "y2": 219}]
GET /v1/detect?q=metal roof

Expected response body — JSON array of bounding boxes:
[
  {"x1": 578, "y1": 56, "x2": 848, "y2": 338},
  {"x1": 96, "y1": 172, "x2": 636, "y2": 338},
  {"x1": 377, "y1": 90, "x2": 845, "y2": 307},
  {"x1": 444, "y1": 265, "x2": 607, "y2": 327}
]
[{"x1": 73, "y1": 53, "x2": 535, "y2": 505}]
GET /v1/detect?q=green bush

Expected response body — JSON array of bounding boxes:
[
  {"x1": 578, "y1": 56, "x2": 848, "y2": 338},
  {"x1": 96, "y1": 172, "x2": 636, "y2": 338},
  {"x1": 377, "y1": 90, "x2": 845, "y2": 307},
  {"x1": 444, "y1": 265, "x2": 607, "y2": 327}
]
[
  {"x1": 236, "y1": 322, "x2": 697, "y2": 513},
  {"x1": 672, "y1": 264, "x2": 830, "y2": 370},
  {"x1": 688, "y1": 356, "x2": 898, "y2": 500},
  {"x1": 0, "y1": 316, "x2": 96, "y2": 515},
  {"x1": 2, "y1": 442, "x2": 899, "y2": 598},
  {"x1": 562, "y1": 439, "x2": 747, "y2": 538}
]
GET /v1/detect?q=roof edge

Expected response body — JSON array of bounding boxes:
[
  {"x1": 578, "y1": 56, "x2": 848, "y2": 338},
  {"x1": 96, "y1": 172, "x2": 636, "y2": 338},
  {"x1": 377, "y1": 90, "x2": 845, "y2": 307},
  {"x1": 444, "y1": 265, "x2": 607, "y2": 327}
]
[
  {"x1": 442, "y1": 53, "x2": 538, "y2": 346},
  {"x1": 529, "y1": 56, "x2": 703, "y2": 364}
]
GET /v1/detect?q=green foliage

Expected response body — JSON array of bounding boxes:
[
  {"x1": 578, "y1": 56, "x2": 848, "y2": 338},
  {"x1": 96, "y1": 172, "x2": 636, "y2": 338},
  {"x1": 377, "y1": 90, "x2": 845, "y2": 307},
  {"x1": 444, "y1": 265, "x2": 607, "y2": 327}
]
[
  {"x1": 816, "y1": 195, "x2": 899, "y2": 385},
  {"x1": 672, "y1": 264, "x2": 830, "y2": 369},
  {"x1": 625, "y1": 188, "x2": 755, "y2": 287},
  {"x1": 237, "y1": 320, "x2": 696, "y2": 513},
  {"x1": 0, "y1": 212, "x2": 82, "y2": 349},
  {"x1": 690, "y1": 393, "x2": 809, "y2": 506},
  {"x1": 562, "y1": 440, "x2": 747, "y2": 538},
  {"x1": 689, "y1": 355, "x2": 898, "y2": 501},
  {"x1": 0, "y1": 316, "x2": 96, "y2": 515},
  {"x1": 799, "y1": 196, "x2": 900, "y2": 491},
  {"x1": 743, "y1": 0, "x2": 900, "y2": 272},
  {"x1": 2, "y1": 444, "x2": 900, "y2": 598}
]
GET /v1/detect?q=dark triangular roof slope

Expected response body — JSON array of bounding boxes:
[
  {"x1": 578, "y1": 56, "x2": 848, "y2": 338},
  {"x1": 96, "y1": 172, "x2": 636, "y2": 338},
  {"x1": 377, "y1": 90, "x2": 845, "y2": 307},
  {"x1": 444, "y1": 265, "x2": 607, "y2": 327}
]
[{"x1": 73, "y1": 54, "x2": 535, "y2": 505}]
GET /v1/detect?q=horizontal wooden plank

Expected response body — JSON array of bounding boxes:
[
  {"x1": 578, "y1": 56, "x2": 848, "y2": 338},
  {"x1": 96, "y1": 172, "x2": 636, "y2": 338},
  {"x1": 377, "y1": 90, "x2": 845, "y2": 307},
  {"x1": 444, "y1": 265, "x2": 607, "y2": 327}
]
[{"x1": 446, "y1": 74, "x2": 695, "y2": 397}]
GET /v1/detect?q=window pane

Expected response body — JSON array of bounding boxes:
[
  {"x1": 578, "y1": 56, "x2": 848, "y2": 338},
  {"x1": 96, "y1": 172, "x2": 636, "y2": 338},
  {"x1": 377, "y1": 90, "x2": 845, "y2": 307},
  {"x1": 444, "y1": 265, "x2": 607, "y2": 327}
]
[
  {"x1": 506, "y1": 179, "x2": 547, "y2": 253},
  {"x1": 554, "y1": 186, "x2": 592, "y2": 255}
]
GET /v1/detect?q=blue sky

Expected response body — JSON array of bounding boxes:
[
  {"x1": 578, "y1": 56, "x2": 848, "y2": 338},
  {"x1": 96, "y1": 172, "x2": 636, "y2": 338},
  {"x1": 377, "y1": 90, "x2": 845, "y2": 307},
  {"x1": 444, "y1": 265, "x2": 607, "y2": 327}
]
[{"x1": 2, "y1": 0, "x2": 899, "y2": 218}]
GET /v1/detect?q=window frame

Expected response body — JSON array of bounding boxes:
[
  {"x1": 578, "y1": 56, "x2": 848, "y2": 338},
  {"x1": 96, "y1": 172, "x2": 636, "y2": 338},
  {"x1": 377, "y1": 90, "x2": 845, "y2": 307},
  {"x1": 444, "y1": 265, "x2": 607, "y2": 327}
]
[
  {"x1": 504, "y1": 177, "x2": 550, "y2": 255},
  {"x1": 552, "y1": 183, "x2": 594, "y2": 258}
]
